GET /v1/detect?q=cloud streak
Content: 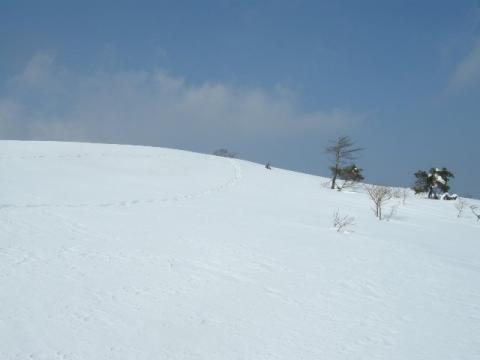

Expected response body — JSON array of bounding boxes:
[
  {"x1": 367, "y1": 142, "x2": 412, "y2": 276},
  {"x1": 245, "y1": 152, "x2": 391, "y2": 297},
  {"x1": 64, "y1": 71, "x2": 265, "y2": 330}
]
[
  {"x1": 449, "y1": 39, "x2": 480, "y2": 90},
  {"x1": 0, "y1": 52, "x2": 363, "y2": 150}
]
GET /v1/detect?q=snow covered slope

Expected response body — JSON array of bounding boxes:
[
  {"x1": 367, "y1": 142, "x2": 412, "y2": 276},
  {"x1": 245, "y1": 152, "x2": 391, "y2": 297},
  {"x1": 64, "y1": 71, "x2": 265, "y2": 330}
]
[{"x1": 1, "y1": 141, "x2": 479, "y2": 360}]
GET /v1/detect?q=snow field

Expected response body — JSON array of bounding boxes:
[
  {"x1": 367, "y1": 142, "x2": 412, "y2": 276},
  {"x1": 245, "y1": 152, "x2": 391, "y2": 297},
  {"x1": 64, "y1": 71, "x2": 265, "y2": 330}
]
[{"x1": 0, "y1": 141, "x2": 479, "y2": 360}]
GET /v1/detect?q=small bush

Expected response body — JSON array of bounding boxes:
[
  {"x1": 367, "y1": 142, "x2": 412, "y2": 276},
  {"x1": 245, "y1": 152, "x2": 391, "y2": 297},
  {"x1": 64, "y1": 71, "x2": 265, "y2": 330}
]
[
  {"x1": 333, "y1": 209, "x2": 355, "y2": 232},
  {"x1": 470, "y1": 205, "x2": 480, "y2": 222},
  {"x1": 455, "y1": 198, "x2": 467, "y2": 218}
]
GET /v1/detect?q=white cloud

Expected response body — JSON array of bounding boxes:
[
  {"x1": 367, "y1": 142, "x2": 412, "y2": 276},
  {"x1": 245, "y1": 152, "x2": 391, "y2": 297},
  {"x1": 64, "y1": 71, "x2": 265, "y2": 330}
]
[
  {"x1": 449, "y1": 39, "x2": 480, "y2": 90},
  {"x1": 10, "y1": 52, "x2": 68, "y2": 90},
  {"x1": 0, "y1": 52, "x2": 363, "y2": 148}
]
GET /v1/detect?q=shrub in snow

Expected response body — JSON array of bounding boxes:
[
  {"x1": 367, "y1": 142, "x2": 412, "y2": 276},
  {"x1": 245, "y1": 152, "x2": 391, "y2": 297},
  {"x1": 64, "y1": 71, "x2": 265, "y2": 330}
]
[
  {"x1": 392, "y1": 188, "x2": 408, "y2": 205},
  {"x1": 333, "y1": 209, "x2": 355, "y2": 232},
  {"x1": 455, "y1": 198, "x2": 467, "y2": 218},
  {"x1": 384, "y1": 204, "x2": 399, "y2": 222},
  {"x1": 470, "y1": 205, "x2": 480, "y2": 222}
]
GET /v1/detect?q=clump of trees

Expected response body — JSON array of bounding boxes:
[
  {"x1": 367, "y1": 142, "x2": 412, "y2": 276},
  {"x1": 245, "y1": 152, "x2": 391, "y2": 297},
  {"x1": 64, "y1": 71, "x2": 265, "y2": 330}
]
[
  {"x1": 213, "y1": 148, "x2": 237, "y2": 158},
  {"x1": 412, "y1": 167, "x2": 454, "y2": 199},
  {"x1": 325, "y1": 136, "x2": 364, "y2": 191},
  {"x1": 320, "y1": 137, "x2": 471, "y2": 223}
]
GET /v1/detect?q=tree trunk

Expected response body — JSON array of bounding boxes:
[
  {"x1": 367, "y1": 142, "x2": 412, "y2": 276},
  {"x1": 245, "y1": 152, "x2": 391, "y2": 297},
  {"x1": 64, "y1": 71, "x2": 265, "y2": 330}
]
[
  {"x1": 331, "y1": 164, "x2": 338, "y2": 189},
  {"x1": 331, "y1": 175, "x2": 336, "y2": 189}
]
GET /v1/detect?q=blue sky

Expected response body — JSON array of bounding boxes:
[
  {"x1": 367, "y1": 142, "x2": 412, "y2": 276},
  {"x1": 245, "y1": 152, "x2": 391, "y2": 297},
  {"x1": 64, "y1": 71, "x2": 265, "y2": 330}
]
[{"x1": 1, "y1": 0, "x2": 480, "y2": 196}]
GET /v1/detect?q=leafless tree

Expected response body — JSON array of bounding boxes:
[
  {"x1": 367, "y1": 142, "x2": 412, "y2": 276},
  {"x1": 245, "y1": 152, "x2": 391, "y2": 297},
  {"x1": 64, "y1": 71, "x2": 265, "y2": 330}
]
[
  {"x1": 455, "y1": 198, "x2": 467, "y2": 218},
  {"x1": 333, "y1": 209, "x2": 355, "y2": 232},
  {"x1": 392, "y1": 188, "x2": 408, "y2": 205},
  {"x1": 470, "y1": 205, "x2": 480, "y2": 222},
  {"x1": 325, "y1": 136, "x2": 364, "y2": 190},
  {"x1": 365, "y1": 185, "x2": 393, "y2": 220}
]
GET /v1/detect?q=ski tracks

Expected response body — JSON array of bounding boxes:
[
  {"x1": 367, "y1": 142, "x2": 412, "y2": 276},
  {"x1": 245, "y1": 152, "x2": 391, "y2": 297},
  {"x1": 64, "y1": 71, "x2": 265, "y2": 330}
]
[{"x1": 1, "y1": 157, "x2": 242, "y2": 209}]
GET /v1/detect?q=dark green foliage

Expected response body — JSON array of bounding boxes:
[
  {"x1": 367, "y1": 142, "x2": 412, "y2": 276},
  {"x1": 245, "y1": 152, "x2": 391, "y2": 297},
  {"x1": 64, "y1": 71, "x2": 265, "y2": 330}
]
[
  {"x1": 337, "y1": 164, "x2": 364, "y2": 183},
  {"x1": 412, "y1": 167, "x2": 454, "y2": 199},
  {"x1": 412, "y1": 170, "x2": 430, "y2": 194},
  {"x1": 434, "y1": 168, "x2": 455, "y2": 192},
  {"x1": 331, "y1": 164, "x2": 364, "y2": 191}
]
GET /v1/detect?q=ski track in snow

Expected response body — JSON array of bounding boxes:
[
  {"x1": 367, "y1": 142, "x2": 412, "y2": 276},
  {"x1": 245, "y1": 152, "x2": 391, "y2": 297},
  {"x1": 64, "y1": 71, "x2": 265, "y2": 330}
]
[{"x1": 0, "y1": 153, "x2": 242, "y2": 209}]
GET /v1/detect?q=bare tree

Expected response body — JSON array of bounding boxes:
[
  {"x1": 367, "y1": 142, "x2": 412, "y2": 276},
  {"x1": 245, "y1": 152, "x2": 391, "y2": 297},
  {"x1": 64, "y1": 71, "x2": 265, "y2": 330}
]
[
  {"x1": 325, "y1": 136, "x2": 364, "y2": 190},
  {"x1": 365, "y1": 185, "x2": 393, "y2": 220},
  {"x1": 392, "y1": 188, "x2": 408, "y2": 205},
  {"x1": 455, "y1": 198, "x2": 467, "y2": 218},
  {"x1": 333, "y1": 209, "x2": 355, "y2": 232},
  {"x1": 470, "y1": 205, "x2": 480, "y2": 222}
]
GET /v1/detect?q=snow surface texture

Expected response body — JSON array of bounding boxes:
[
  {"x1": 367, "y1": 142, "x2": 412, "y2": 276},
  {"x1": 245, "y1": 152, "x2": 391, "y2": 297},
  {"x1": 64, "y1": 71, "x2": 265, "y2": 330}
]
[{"x1": 1, "y1": 141, "x2": 479, "y2": 360}]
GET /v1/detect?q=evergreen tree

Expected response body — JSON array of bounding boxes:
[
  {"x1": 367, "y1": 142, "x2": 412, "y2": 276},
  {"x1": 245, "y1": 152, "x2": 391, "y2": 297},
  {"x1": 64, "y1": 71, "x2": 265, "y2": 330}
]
[
  {"x1": 325, "y1": 136, "x2": 364, "y2": 190},
  {"x1": 412, "y1": 167, "x2": 454, "y2": 199}
]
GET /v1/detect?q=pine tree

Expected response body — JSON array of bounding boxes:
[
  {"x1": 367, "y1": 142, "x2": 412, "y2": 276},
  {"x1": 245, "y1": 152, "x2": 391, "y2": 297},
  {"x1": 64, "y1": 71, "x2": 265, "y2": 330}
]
[
  {"x1": 412, "y1": 167, "x2": 454, "y2": 199},
  {"x1": 325, "y1": 136, "x2": 364, "y2": 190}
]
